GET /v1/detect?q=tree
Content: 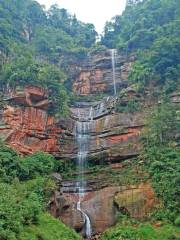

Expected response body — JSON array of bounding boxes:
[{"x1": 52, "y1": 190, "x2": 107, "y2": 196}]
[
  {"x1": 144, "y1": 101, "x2": 178, "y2": 144},
  {"x1": 0, "y1": 182, "x2": 42, "y2": 240}
]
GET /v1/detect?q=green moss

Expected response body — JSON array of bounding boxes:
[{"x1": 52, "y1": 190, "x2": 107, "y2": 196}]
[{"x1": 19, "y1": 213, "x2": 81, "y2": 240}]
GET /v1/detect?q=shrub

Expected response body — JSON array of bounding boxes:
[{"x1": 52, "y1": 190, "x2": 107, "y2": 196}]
[
  {"x1": 20, "y1": 152, "x2": 55, "y2": 180},
  {"x1": 174, "y1": 216, "x2": 180, "y2": 227}
]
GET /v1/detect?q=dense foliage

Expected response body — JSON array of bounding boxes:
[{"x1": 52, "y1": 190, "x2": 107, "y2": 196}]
[
  {"x1": 141, "y1": 101, "x2": 180, "y2": 223},
  {"x1": 100, "y1": 101, "x2": 180, "y2": 237},
  {"x1": 101, "y1": 217, "x2": 180, "y2": 240},
  {"x1": 0, "y1": 143, "x2": 80, "y2": 240},
  {"x1": 0, "y1": 53, "x2": 69, "y2": 116},
  {"x1": 0, "y1": 0, "x2": 97, "y2": 116},
  {"x1": 103, "y1": 1, "x2": 180, "y2": 224},
  {"x1": 102, "y1": 0, "x2": 180, "y2": 91},
  {"x1": 0, "y1": 0, "x2": 97, "y2": 56},
  {"x1": 143, "y1": 146, "x2": 180, "y2": 222},
  {"x1": 0, "y1": 142, "x2": 55, "y2": 182}
]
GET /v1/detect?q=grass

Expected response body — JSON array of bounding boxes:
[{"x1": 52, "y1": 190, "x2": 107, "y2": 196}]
[
  {"x1": 19, "y1": 213, "x2": 81, "y2": 240},
  {"x1": 101, "y1": 218, "x2": 180, "y2": 240}
]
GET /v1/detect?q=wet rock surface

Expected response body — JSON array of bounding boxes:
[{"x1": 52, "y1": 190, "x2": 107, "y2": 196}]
[
  {"x1": 72, "y1": 50, "x2": 134, "y2": 96},
  {"x1": 57, "y1": 183, "x2": 156, "y2": 234}
]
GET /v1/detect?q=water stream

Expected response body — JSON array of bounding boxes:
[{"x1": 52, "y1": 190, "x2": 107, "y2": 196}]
[
  {"x1": 111, "y1": 49, "x2": 117, "y2": 95},
  {"x1": 75, "y1": 108, "x2": 93, "y2": 238},
  {"x1": 77, "y1": 200, "x2": 92, "y2": 238}
]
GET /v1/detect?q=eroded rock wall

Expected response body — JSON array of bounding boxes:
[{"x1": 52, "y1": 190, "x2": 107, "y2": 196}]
[
  {"x1": 0, "y1": 86, "x2": 61, "y2": 154},
  {"x1": 57, "y1": 100, "x2": 144, "y2": 163},
  {"x1": 72, "y1": 50, "x2": 134, "y2": 95},
  {"x1": 53, "y1": 183, "x2": 156, "y2": 234},
  {"x1": 0, "y1": 51, "x2": 159, "y2": 237}
]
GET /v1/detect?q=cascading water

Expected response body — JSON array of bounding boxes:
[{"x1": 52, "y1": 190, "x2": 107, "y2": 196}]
[
  {"x1": 75, "y1": 108, "x2": 93, "y2": 239},
  {"x1": 77, "y1": 201, "x2": 92, "y2": 238},
  {"x1": 89, "y1": 106, "x2": 94, "y2": 121},
  {"x1": 111, "y1": 49, "x2": 117, "y2": 95}
]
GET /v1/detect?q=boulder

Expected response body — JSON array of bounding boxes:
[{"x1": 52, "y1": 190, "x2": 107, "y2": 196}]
[
  {"x1": 59, "y1": 183, "x2": 156, "y2": 234},
  {"x1": 114, "y1": 182, "x2": 156, "y2": 219}
]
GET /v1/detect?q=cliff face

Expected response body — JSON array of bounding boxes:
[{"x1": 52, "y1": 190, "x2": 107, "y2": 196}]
[
  {"x1": 0, "y1": 51, "x2": 158, "y2": 236},
  {"x1": 57, "y1": 183, "x2": 156, "y2": 234},
  {"x1": 0, "y1": 86, "x2": 61, "y2": 154},
  {"x1": 52, "y1": 97, "x2": 157, "y2": 235},
  {"x1": 72, "y1": 50, "x2": 134, "y2": 95},
  {"x1": 54, "y1": 92, "x2": 145, "y2": 164}
]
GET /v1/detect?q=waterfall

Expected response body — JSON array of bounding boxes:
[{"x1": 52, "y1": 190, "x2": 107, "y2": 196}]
[
  {"x1": 75, "y1": 108, "x2": 93, "y2": 239},
  {"x1": 77, "y1": 201, "x2": 92, "y2": 238},
  {"x1": 99, "y1": 102, "x2": 104, "y2": 114},
  {"x1": 89, "y1": 106, "x2": 94, "y2": 121},
  {"x1": 111, "y1": 49, "x2": 117, "y2": 95}
]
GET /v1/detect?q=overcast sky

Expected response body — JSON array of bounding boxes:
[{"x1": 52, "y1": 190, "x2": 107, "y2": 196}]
[{"x1": 37, "y1": 0, "x2": 126, "y2": 33}]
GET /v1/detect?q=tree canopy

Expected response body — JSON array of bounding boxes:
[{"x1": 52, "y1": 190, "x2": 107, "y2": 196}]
[{"x1": 102, "y1": 0, "x2": 180, "y2": 91}]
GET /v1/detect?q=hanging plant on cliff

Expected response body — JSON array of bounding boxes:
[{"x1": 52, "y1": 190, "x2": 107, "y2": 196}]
[
  {"x1": 0, "y1": 53, "x2": 70, "y2": 116},
  {"x1": 48, "y1": 83, "x2": 70, "y2": 117},
  {"x1": 0, "y1": 54, "x2": 66, "y2": 88}
]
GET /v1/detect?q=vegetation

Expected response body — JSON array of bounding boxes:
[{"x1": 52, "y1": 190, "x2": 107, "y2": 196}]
[
  {"x1": 102, "y1": 0, "x2": 180, "y2": 92},
  {"x1": 0, "y1": 0, "x2": 180, "y2": 239},
  {"x1": 101, "y1": 217, "x2": 180, "y2": 240},
  {"x1": 103, "y1": 1, "x2": 180, "y2": 225},
  {"x1": 0, "y1": 142, "x2": 80, "y2": 240},
  {"x1": 0, "y1": 0, "x2": 97, "y2": 56},
  {"x1": 19, "y1": 213, "x2": 81, "y2": 240},
  {"x1": 115, "y1": 98, "x2": 141, "y2": 113},
  {"x1": 141, "y1": 101, "x2": 180, "y2": 223},
  {"x1": 0, "y1": 0, "x2": 97, "y2": 116}
]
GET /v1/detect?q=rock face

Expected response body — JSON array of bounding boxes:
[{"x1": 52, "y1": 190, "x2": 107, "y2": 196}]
[
  {"x1": 56, "y1": 98, "x2": 144, "y2": 163},
  {"x1": 57, "y1": 183, "x2": 156, "y2": 234},
  {"x1": 72, "y1": 50, "x2": 134, "y2": 95},
  {"x1": 55, "y1": 99, "x2": 156, "y2": 235},
  {"x1": 0, "y1": 50, "x2": 159, "y2": 237},
  {"x1": 114, "y1": 183, "x2": 156, "y2": 219},
  {"x1": 0, "y1": 86, "x2": 61, "y2": 154}
]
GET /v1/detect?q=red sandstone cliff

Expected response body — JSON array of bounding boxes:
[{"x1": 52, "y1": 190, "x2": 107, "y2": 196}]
[
  {"x1": 72, "y1": 51, "x2": 134, "y2": 95},
  {"x1": 0, "y1": 86, "x2": 61, "y2": 154},
  {"x1": 0, "y1": 51, "x2": 161, "y2": 236}
]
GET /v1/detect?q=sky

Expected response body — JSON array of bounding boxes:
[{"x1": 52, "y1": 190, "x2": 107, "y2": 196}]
[{"x1": 37, "y1": 0, "x2": 126, "y2": 34}]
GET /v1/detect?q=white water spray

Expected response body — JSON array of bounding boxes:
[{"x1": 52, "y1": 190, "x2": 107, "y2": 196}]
[
  {"x1": 77, "y1": 200, "x2": 92, "y2": 238},
  {"x1": 89, "y1": 106, "x2": 94, "y2": 121},
  {"x1": 75, "y1": 108, "x2": 93, "y2": 238},
  {"x1": 111, "y1": 49, "x2": 117, "y2": 95}
]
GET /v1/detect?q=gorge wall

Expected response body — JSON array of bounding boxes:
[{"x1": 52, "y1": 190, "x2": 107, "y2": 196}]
[
  {"x1": 0, "y1": 49, "x2": 171, "y2": 237},
  {"x1": 0, "y1": 86, "x2": 62, "y2": 155},
  {"x1": 72, "y1": 50, "x2": 134, "y2": 95}
]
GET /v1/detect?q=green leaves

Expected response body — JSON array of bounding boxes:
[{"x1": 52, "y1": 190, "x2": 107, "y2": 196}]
[
  {"x1": 19, "y1": 213, "x2": 81, "y2": 240},
  {"x1": 144, "y1": 101, "x2": 178, "y2": 144},
  {"x1": 0, "y1": 55, "x2": 66, "y2": 87},
  {"x1": 101, "y1": 218, "x2": 180, "y2": 240},
  {"x1": 143, "y1": 146, "x2": 180, "y2": 222},
  {"x1": 0, "y1": 142, "x2": 56, "y2": 182},
  {"x1": 0, "y1": 182, "x2": 42, "y2": 240},
  {"x1": 141, "y1": 100, "x2": 180, "y2": 222},
  {"x1": 102, "y1": 0, "x2": 180, "y2": 93},
  {"x1": 0, "y1": 55, "x2": 70, "y2": 116},
  {"x1": 0, "y1": 141, "x2": 80, "y2": 240},
  {"x1": 20, "y1": 152, "x2": 55, "y2": 180}
]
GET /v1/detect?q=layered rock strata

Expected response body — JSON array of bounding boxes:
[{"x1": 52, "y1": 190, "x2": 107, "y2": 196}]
[
  {"x1": 72, "y1": 50, "x2": 135, "y2": 95},
  {"x1": 0, "y1": 86, "x2": 61, "y2": 154}
]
